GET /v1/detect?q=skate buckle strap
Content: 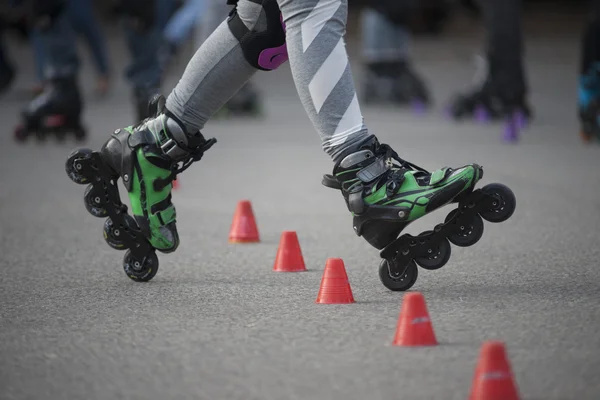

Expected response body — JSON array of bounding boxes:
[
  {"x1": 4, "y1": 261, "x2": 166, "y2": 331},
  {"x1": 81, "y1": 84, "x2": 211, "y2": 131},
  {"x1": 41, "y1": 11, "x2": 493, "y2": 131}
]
[
  {"x1": 153, "y1": 137, "x2": 217, "y2": 191},
  {"x1": 357, "y1": 157, "x2": 388, "y2": 183}
]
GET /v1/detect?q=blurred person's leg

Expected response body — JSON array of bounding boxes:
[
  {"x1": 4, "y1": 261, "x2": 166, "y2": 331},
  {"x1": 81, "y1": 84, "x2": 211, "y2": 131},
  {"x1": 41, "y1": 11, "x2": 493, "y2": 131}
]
[
  {"x1": 29, "y1": 28, "x2": 47, "y2": 94},
  {"x1": 65, "y1": 0, "x2": 514, "y2": 281},
  {"x1": 578, "y1": 0, "x2": 600, "y2": 141},
  {"x1": 67, "y1": 0, "x2": 111, "y2": 96},
  {"x1": 160, "y1": 0, "x2": 206, "y2": 68},
  {"x1": 16, "y1": 0, "x2": 85, "y2": 141},
  {"x1": 360, "y1": 6, "x2": 430, "y2": 108},
  {"x1": 448, "y1": 0, "x2": 531, "y2": 125},
  {"x1": 119, "y1": 0, "x2": 163, "y2": 121},
  {"x1": 0, "y1": 28, "x2": 16, "y2": 93}
]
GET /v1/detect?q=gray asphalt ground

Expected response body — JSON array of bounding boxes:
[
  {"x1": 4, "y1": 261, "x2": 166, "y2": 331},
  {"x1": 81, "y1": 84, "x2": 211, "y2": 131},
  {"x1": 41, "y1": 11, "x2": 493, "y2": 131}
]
[{"x1": 1, "y1": 5, "x2": 600, "y2": 400}]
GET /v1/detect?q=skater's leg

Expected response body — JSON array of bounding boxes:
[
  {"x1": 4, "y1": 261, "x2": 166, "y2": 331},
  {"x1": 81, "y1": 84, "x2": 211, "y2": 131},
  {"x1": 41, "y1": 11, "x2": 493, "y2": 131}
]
[
  {"x1": 67, "y1": 0, "x2": 111, "y2": 94},
  {"x1": 482, "y1": 0, "x2": 527, "y2": 104},
  {"x1": 0, "y1": 30, "x2": 15, "y2": 93},
  {"x1": 166, "y1": 0, "x2": 272, "y2": 131},
  {"x1": 19, "y1": 0, "x2": 83, "y2": 136},
  {"x1": 163, "y1": 0, "x2": 205, "y2": 48}
]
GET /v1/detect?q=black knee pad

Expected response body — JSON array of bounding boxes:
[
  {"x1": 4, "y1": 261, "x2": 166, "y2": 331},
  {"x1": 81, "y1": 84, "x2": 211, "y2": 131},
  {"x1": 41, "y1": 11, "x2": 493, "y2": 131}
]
[{"x1": 227, "y1": 0, "x2": 288, "y2": 71}]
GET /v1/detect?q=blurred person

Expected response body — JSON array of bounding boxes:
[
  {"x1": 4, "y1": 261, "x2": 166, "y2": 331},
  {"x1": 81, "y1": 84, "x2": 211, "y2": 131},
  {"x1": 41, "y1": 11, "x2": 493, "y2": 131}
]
[
  {"x1": 65, "y1": 0, "x2": 516, "y2": 284},
  {"x1": 14, "y1": 0, "x2": 86, "y2": 142},
  {"x1": 446, "y1": 0, "x2": 532, "y2": 129},
  {"x1": 360, "y1": 4, "x2": 431, "y2": 110},
  {"x1": 30, "y1": 0, "x2": 112, "y2": 97},
  {"x1": 0, "y1": 25, "x2": 16, "y2": 94},
  {"x1": 579, "y1": 0, "x2": 600, "y2": 142}
]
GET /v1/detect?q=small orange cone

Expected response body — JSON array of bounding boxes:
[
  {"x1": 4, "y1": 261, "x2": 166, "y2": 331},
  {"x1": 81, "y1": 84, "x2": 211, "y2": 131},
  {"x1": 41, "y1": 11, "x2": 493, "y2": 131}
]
[
  {"x1": 172, "y1": 178, "x2": 180, "y2": 190},
  {"x1": 273, "y1": 231, "x2": 306, "y2": 272},
  {"x1": 228, "y1": 200, "x2": 260, "y2": 243},
  {"x1": 316, "y1": 258, "x2": 354, "y2": 304},
  {"x1": 392, "y1": 292, "x2": 437, "y2": 346},
  {"x1": 469, "y1": 341, "x2": 520, "y2": 400}
]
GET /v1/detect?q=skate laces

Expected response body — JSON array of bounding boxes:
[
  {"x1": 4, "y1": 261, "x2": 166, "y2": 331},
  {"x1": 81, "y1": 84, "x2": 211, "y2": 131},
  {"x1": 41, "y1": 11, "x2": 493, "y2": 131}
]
[{"x1": 378, "y1": 143, "x2": 429, "y2": 175}]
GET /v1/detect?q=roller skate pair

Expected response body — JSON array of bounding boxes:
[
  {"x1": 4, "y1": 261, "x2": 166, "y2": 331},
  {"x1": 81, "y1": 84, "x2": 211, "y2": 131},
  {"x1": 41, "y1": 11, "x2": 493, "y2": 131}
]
[
  {"x1": 578, "y1": 63, "x2": 600, "y2": 143},
  {"x1": 322, "y1": 136, "x2": 516, "y2": 291},
  {"x1": 14, "y1": 76, "x2": 87, "y2": 143},
  {"x1": 363, "y1": 61, "x2": 431, "y2": 111},
  {"x1": 65, "y1": 95, "x2": 216, "y2": 281}
]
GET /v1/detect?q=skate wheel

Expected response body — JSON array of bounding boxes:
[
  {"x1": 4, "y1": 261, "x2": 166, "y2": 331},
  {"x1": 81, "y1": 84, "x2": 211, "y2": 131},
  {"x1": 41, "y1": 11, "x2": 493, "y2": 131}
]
[
  {"x1": 84, "y1": 184, "x2": 108, "y2": 218},
  {"x1": 14, "y1": 125, "x2": 28, "y2": 143},
  {"x1": 480, "y1": 183, "x2": 516, "y2": 223},
  {"x1": 415, "y1": 237, "x2": 451, "y2": 270},
  {"x1": 65, "y1": 148, "x2": 93, "y2": 184},
  {"x1": 378, "y1": 259, "x2": 418, "y2": 292},
  {"x1": 103, "y1": 218, "x2": 127, "y2": 251},
  {"x1": 123, "y1": 250, "x2": 159, "y2": 282},
  {"x1": 445, "y1": 210, "x2": 484, "y2": 247}
]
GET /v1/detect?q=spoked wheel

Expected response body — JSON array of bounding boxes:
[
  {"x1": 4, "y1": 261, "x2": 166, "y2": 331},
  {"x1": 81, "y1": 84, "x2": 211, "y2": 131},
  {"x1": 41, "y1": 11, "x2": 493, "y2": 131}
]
[
  {"x1": 65, "y1": 148, "x2": 93, "y2": 184},
  {"x1": 123, "y1": 250, "x2": 159, "y2": 282},
  {"x1": 480, "y1": 183, "x2": 516, "y2": 223},
  {"x1": 103, "y1": 218, "x2": 127, "y2": 251},
  {"x1": 378, "y1": 259, "x2": 419, "y2": 292},
  {"x1": 445, "y1": 209, "x2": 485, "y2": 247},
  {"x1": 414, "y1": 232, "x2": 451, "y2": 270},
  {"x1": 84, "y1": 184, "x2": 108, "y2": 218}
]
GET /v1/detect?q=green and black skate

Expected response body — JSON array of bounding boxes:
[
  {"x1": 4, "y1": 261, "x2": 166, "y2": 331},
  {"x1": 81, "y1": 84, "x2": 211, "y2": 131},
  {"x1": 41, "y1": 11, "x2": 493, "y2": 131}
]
[
  {"x1": 322, "y1": 136, "x2": 516, "y2": 291},
  {"x1": 65, "y1": 95, "x2": 216, "y2": 282}
]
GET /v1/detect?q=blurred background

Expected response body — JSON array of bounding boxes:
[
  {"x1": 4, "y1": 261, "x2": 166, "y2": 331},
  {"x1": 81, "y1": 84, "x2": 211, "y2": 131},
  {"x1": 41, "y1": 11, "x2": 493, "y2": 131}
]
[{"x1": 1, "y1": 1, "x2": 600, "y2": 400}]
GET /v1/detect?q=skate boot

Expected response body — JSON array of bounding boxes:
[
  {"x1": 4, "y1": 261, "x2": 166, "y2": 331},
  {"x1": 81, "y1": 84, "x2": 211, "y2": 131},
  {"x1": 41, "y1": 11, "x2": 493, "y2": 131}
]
[
  {"x1": 363, "y1": 61, "x2": 431, "y2": 111},
  {"x1": 65, "y1": 95, "x2": 217, "y2": 282},
  {"x1": 215, "y1": 81, "x2": 263, "y2": 119},
  {"x1": 446, "y1": 57, "x2": 532, "y2": 129},
  {"x1": 322, "y1": 137, "x2": 516, "y2": 291},
  {"x1": 578, "y1": 62, "x2": 600, "y2": 142},
  {"x1": 14, "y1": 75, "x2": 86, "y2": 143}
]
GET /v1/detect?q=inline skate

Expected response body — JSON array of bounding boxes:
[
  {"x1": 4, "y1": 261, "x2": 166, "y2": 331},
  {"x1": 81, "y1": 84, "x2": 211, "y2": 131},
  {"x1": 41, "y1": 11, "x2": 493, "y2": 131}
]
[
  {"x1": 363, "y1": 61, "x2": 431, "y2": 111},
  {"x1": 322, "y1": 137, "x2": 516, "y2": 291},
  {"x1": 14, "y1": 76, "x2": 86, "y2": 142},
  {"x1": 65, "y1": 95, "x2": 216, "y2": 282}
]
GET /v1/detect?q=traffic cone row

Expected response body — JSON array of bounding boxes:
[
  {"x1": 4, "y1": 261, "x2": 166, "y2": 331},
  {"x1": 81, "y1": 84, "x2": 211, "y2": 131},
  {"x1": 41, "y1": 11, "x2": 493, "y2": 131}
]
[{"x1": 227, "y1": 200, "x2": 520, "y2": 399}]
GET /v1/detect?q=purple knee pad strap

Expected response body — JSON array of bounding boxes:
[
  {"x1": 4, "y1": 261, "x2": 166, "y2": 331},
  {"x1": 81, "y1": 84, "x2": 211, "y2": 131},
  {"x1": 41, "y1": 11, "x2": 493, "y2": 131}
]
[{"x1": 257, "y1": 14, "x2": 288, "y2": 70}]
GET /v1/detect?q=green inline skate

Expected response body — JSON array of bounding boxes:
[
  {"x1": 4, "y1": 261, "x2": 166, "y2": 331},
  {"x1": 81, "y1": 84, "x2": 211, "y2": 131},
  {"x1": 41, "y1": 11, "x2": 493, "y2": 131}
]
[
  {"x1": 322, "y1": 137, "x2": 516, "y2": 291},
  {"x1": 65, "y1": 95, "x2": 216, "y2": 282}
]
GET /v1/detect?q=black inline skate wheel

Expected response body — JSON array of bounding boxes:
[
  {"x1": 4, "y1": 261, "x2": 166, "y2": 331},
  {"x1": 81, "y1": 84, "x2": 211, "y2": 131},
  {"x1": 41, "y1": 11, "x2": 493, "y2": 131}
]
[
  {"x1": 445, "y1": 210, "x2": 484, "y2": 247},
  {"x1": 378, "y1": 259, "x2": 419, "y2": 292},
  {"x1": 480, "y1": 183, "x2": 516, "y2": 223},
  {"x1": 65, "y1": 148, "x2": 93, "y2": 184},
  {"x1": 103, "y1": 218, "x2": 127, "y2": 251},
  {"x1": 84, "y1": 184, "x2": 108, "y2": 218},
  {"x1": 123, "y1": 250, "x2": 159, "y2": 282},
  {"x1": 415, "y1": 237, "x2": 452, "y2": 270}
]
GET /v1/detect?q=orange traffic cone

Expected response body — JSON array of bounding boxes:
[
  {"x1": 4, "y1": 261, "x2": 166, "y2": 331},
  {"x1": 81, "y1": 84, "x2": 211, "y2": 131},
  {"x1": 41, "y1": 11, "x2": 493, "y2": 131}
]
[
  {"x1": 392, "y1": 292, "x2": 437, "y2": 346},
  {"x1": 316, "y1": 258, "x2": 354, "y2": 304},
  {"x1": 273, "y1": 231, "x2": 306, "y2": 272},
  {"x1": 228, "y1": 200, "x2": 260, "y2": 243},
  {"x1": 172, "y1": 178, "x2": 180, "y2": 190},
  {"x1": 469, "y1": 341, "x2": 520, "y2": 400}
]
